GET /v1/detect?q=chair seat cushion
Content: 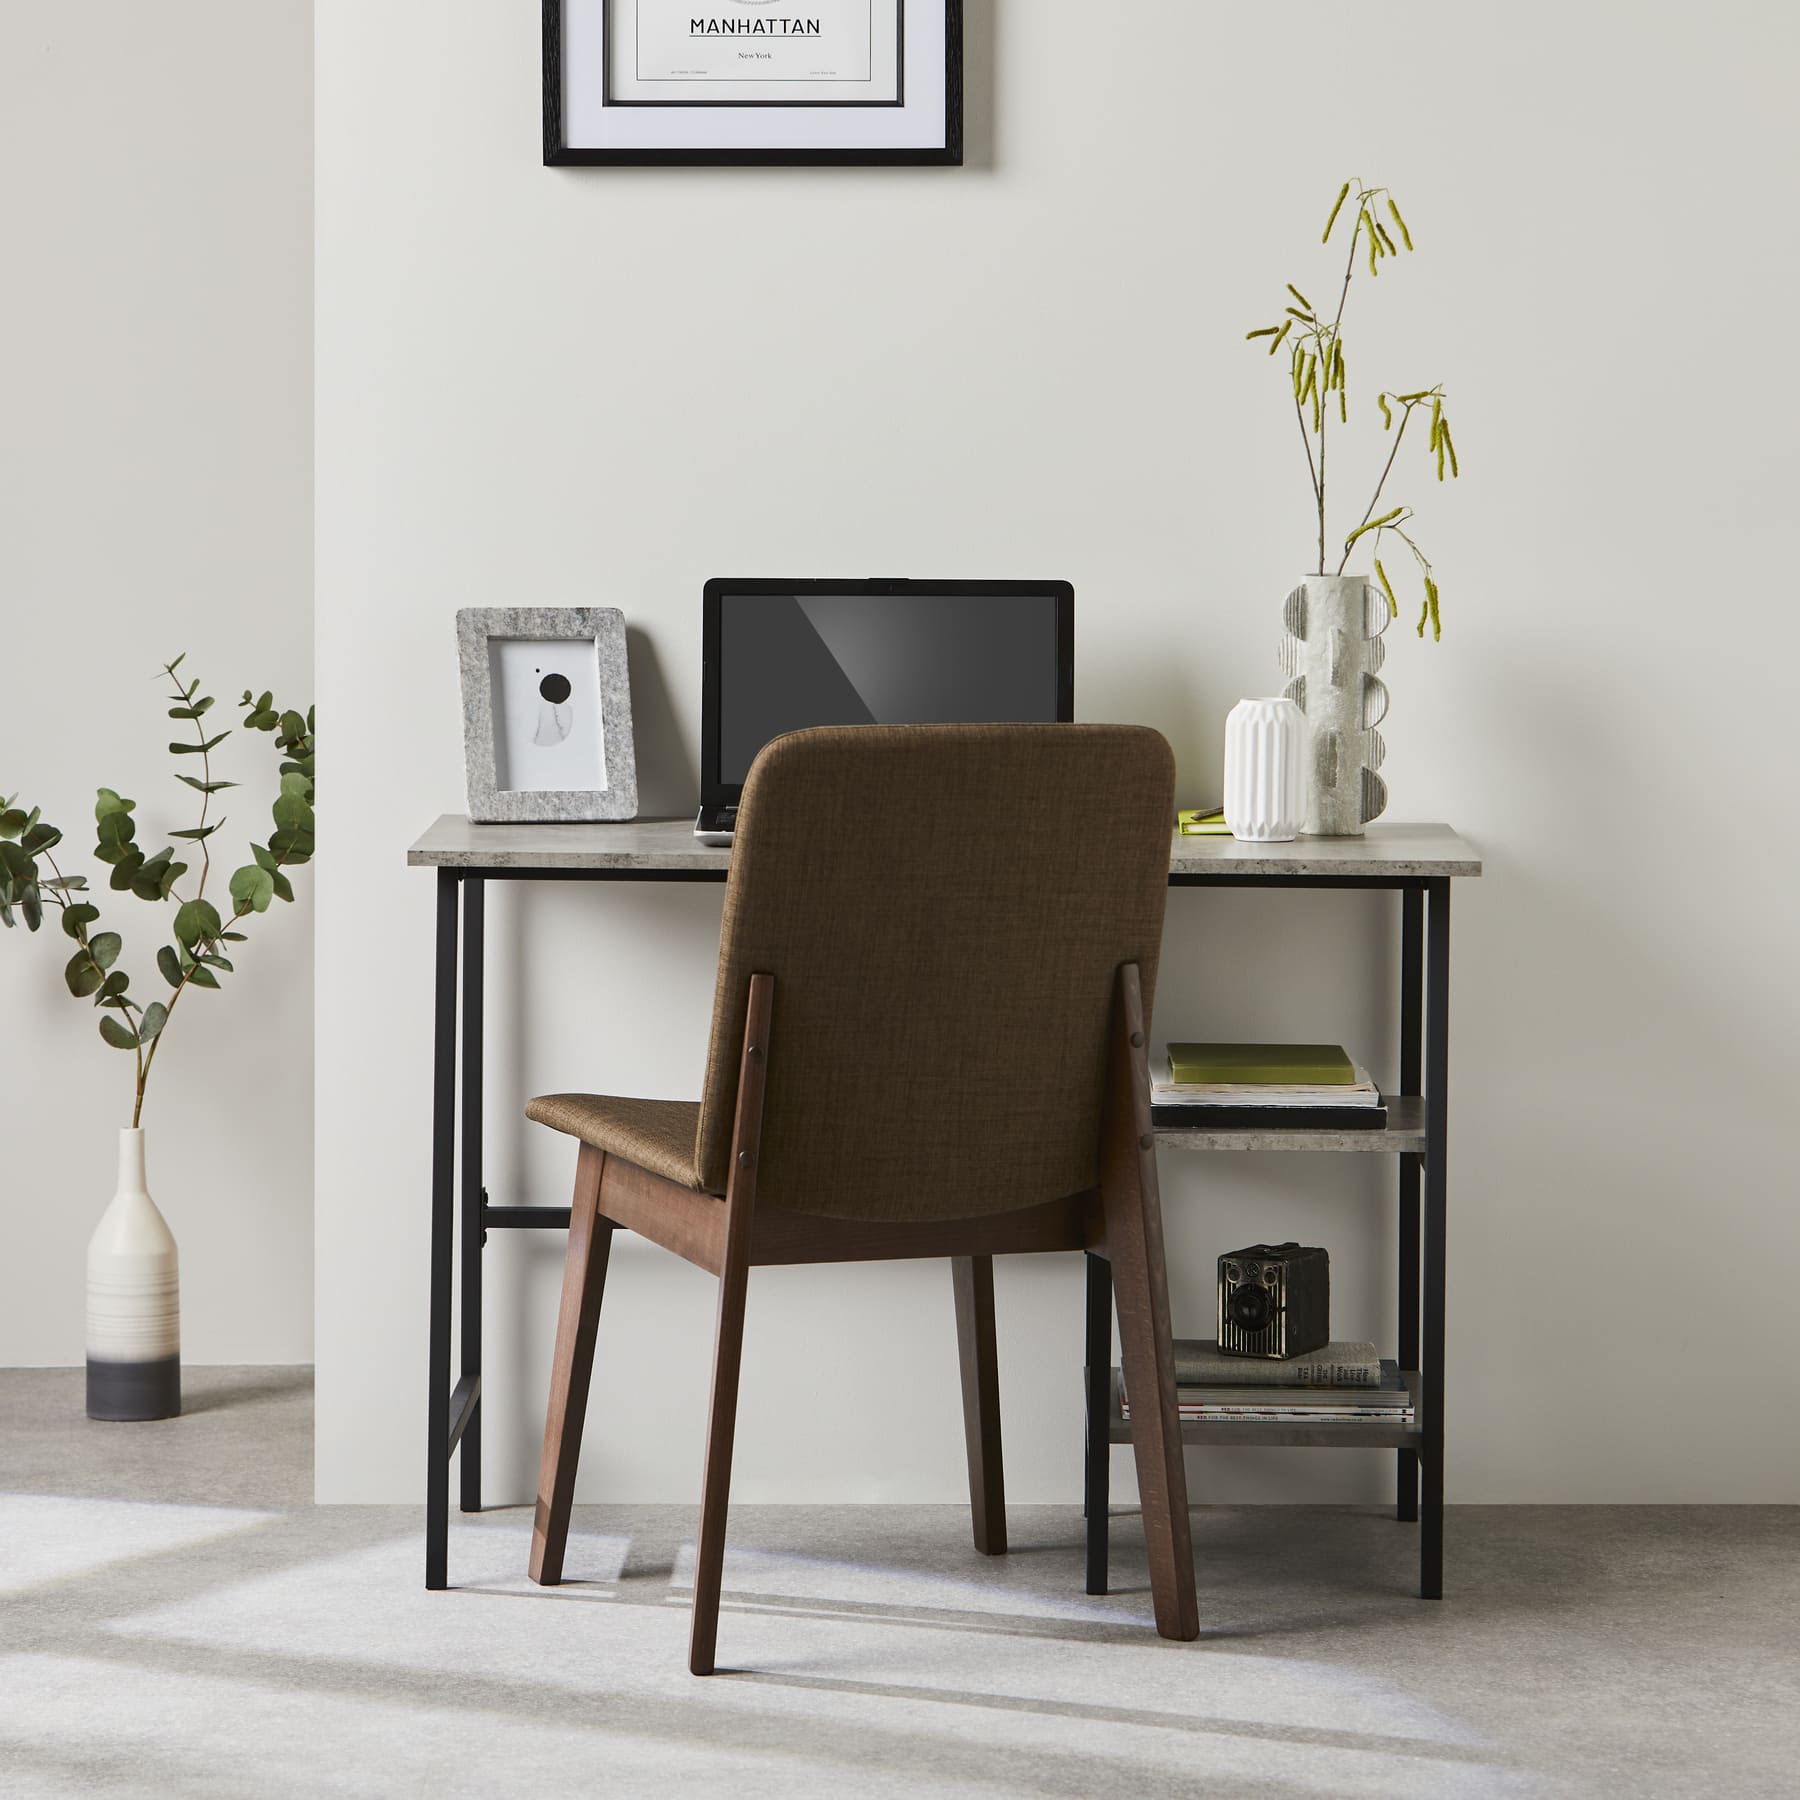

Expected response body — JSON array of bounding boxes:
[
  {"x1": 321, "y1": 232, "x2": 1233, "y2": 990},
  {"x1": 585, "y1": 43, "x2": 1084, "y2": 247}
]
[{"x1": 525, "y1": 1094, "x2": 709, "y2": 1192}]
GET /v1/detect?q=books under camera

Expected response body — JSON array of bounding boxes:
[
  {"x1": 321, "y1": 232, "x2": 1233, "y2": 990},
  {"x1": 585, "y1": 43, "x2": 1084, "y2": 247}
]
[
  {"x1": 1119, "y1": 1359, "x2": 1414, "y2": 1423},
  {"x1": 1174, "y1": 1338, "x2": 1383, "y2": 1387},
  {"x1": 1151, "y1": 1047, "x2": 1386, "y2": 1131}
]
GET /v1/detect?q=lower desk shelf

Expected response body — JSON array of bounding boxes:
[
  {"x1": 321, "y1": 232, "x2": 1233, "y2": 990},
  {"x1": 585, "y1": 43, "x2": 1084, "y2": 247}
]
[
  {"x1": 1153, "y1": 1096, "x2": 1426, "y2": 1154},
  {"x1": 1103, "y1": 1367, "x2": 1423, "y2": 1450}
]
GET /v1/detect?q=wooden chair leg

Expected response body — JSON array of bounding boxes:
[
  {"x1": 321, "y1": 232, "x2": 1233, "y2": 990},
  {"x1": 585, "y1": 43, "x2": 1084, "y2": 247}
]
[
  {"x1": 689, "y1": 970, "x2": 773, "y2": 1677},
  {"x1": 689, "y1": 1245, "x2": 750, "y2": 1675},
  {"x1": 952, "y1": 1254, "x2": 1007, "y2": 1555},
  {"x1": 1102, "y1": 965, "x2": 1200, "y2": 1641},
  {"x1": 529, "y1": 1145, "x2": 613, "y2": 1586}
]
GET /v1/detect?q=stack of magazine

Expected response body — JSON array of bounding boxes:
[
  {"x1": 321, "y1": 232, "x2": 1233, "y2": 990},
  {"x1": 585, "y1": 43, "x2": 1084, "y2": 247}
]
[
  {"x1": 1151, "y1": 1042, "x2": 1386, "y2": 1130},
  {"x1": 1120, "y1": 1339, "x2": 1415, "y2": 1424}
]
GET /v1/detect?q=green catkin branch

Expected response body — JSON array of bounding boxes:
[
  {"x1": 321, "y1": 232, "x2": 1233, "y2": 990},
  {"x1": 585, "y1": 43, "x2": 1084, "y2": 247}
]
[
  {"x1": 1269, "y1": 319, "x2": 1292, "y2": 355},
  {"x1": 1378, "y1": 393, "x2": 1393, "y2": 429},
  {"x1": 1339, "y1": 388, "x2": 1347, "y2": 423},
  {"x1": 1375, "y1": 220, "x2": 1397, "y2": 255},
  {"x1": 1374, "y1": 558, "x2": 1399, "y2": 618},
  {"x1": 1287, "y1": 283, "x2": 1314, "y2": 311},
  {"x1": 1245, "y1": 325, "x2": 1279, "y2": 339},
  {"x1": 1441, "y1": 423, "x2": 1458, "y2": 477},
  {"x1": 1343, "y1": 505, "x2": 1406, "y2": 550},
  {"x1": 1322, "y1": 181, "x2": 1351, "y2": 242},
  {"x1": 1387, "y1": 196, "x2": 1413, "y2": 250}
]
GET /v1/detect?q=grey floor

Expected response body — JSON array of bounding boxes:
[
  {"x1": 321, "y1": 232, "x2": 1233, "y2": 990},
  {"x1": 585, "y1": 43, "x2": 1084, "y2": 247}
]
[{"x1": 2, "y1": 1370, "x2": 1795, "y2": 1798}]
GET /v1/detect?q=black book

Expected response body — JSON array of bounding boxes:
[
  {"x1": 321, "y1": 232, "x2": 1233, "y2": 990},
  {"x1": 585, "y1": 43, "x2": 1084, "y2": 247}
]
[{"x1": 1151, "y1": 1102, "x2": 1388, "y2": 1131}]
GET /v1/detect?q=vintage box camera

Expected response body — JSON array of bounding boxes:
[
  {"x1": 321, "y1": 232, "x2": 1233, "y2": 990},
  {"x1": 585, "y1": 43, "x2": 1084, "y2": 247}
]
[{"x1": 1217, "y1": 1243, "x2": 1330, "y2": 1359}]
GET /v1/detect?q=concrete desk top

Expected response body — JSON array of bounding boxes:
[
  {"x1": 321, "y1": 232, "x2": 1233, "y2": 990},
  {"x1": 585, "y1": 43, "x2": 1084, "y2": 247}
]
[{"x1": 408, "y1": 816, "x2": 1481, "y2": 879}]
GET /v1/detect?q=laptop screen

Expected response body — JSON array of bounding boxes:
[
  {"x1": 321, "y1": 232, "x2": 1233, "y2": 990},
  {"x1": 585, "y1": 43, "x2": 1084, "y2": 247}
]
[{"x1": 703, "y1": 582, "x2": 1073, "y2": 799}]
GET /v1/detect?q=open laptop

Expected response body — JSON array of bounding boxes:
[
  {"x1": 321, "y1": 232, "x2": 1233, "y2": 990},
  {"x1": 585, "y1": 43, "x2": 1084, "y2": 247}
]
[{"x1": 696, "y1": 578, "x2": 1075, "y2": 843}]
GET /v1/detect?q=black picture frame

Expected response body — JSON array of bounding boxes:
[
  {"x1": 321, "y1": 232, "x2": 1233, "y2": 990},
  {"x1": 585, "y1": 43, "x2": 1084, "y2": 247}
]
[
  {"x1": 699, "y1": 577, "x2": 1076, "y2": 808},
  {"x1": 544, "y1": 0, "x2": 962, "y2": 166},
  {"x1": 603, "y1": 0, "x2": 906, "y2": 108}
]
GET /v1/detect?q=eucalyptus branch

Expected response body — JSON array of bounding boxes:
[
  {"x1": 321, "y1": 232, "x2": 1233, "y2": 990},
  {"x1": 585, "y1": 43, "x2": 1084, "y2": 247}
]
[{"x1": 0, "y1": 660, "x2": 315, "y2": 1128}]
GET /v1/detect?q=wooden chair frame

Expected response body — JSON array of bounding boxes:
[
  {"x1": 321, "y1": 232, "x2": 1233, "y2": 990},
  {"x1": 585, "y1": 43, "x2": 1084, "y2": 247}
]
[{"x1": 527, "y1": 963, "x2": 1199, "y2": 1673}]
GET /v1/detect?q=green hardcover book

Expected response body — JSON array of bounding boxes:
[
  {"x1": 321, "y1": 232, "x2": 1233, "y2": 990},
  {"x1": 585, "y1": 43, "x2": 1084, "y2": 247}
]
[{"x1": 1165, "y1": 1042, "x2": 1356, "y2": 1085}]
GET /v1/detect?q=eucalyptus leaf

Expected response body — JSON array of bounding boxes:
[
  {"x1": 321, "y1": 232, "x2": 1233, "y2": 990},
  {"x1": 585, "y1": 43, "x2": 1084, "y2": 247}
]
[
  {"x1": 98, "y1": 1015, "x2": 139, "y2": 1050},
  {"x1": 108, "y1": 851, "x2": 145, "y2": 891},
  {"x1": 174, "y1": 775, "x2": 238, "y2": 793},
  {"x1": 272, "y1": 793, "x2": 314, "y2": 831},
  {"x1": 65, "y1": 952, "x2": 103, "y2": 998},
  {"x1": 174, "y1": 898, "x2": 223, "y2": 948},
  {"x1": 184, "y1": 962, "x2": 220, "y2": 990},
  {"x1": 21, "y1": 891, "x2": 42, "y2": 931},
  {"x1": 21, "y1": 822, "x2": 60, "y2": 854},
  {"x1": 0, "y1": 808, "x2": 26, "y2": 839},
  {"x1": 138, "y1": 1001, "x2": 169, "y2": 1043},
  {"x1": 157, "y1": 945, "x2": 184, "y2": 988},
  {"x1": 170, "y1": 823, "x2": 223, "y2": 841},
  {"x1": 229, "y1": 864, "x2": 275, "y2": 914},
  {"x1": 94, "y1": 789, "x2": 136, "y2": 821},
  {"x1": 61, "y1": 903, "x2": 100, "y2": 941},
  {"x1": 97, "y1": 970, "x2": 129, "y2": 1000},
  {"x1": 89, "y1": 932, "x2": 122, "y2": 972}
]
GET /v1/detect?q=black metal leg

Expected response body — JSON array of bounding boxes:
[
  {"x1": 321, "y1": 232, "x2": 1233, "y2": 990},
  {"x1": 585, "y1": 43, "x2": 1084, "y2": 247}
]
[
  {"x1": 426, "y1": 870, "x2": 459, "y2": 1590},
  {"x1": 1083, "y1": 1251, "x2": 1112, "y2": 1595},
  {"x1": 1397, "y1": 884, "x2": 1423, "y2": 1524},
  {"x1": 459, "y1": 878, "x2": 485, "y2": 1514},
  {"x1": 1420, "y1": 878, "x2": 1450, "y2": 1598}
]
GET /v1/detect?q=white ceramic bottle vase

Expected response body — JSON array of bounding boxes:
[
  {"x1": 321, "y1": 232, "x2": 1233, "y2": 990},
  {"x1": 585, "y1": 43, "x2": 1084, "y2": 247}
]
[
  {"x1": 1223, "y1": 697, "x2": 1306, "y2": 842},
  {"x1": 86, "y1": 1129, "x2": 180, "y2": 1421}
]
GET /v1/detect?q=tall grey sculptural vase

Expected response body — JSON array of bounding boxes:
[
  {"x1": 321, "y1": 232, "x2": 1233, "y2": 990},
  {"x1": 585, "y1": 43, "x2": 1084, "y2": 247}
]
[{"x1": 1279, "y1": 575, "x2": 1391, "y2": 836}]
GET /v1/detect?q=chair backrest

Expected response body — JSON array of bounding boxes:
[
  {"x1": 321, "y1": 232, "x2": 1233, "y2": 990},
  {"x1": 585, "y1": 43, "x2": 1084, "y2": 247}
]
[{"x1": 694, "y1": 723, "x2": 1175, "y2": 1220}]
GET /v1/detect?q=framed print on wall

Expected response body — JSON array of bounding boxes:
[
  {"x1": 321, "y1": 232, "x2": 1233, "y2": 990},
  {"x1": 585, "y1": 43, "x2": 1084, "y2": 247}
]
[
  {"x1": 456, "y1": 608, "x2": 639, "y2": 822},
  {"x1": 544, "y1": 0, "x2": 962, "y2": 166}
]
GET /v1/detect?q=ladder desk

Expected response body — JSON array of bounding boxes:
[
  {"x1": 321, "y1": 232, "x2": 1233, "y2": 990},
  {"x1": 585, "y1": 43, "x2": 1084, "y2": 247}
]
[{"x1": 407, "y1": 816, "x2": 1481, "y2": 1600}]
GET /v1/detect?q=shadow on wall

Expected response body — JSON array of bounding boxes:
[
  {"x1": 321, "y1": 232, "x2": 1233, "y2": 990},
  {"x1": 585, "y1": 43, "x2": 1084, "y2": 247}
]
[{"x1": 626, "y1": 627, "x2": 697, "y2": 818}]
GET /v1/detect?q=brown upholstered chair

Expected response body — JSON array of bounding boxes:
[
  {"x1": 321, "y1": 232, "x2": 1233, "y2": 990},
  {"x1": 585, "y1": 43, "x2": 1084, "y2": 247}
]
[{"x1": 525, "y1": 723, "x2": 1198, "y2": 1673}]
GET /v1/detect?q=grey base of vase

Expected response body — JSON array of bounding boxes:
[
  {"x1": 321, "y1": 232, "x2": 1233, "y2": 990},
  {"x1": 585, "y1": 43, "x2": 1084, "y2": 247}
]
[{"x1": 86, "y1": 1354, "x2": 181, "y2": 1422}]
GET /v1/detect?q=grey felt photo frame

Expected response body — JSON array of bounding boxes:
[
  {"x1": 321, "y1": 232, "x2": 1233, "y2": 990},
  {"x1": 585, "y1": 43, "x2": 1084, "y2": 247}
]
[{"x1": 456, "y1": 607, "x2": 638, "y2": 822}]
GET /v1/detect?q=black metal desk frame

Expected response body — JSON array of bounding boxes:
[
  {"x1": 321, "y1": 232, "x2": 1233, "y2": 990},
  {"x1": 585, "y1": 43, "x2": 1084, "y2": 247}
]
[{"x1": 424, "y1": 854, "x2": 1452, "y2": 1603}]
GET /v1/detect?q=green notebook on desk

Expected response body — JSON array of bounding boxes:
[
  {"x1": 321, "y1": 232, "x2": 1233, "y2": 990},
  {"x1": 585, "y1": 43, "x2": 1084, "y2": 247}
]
[
  {"x1": 1177, "y1": 807, "x2": 1231, "y2": 836},
  {"x1": 1166, "y1": 1042, "x2": 1357, "y2": 1086}
]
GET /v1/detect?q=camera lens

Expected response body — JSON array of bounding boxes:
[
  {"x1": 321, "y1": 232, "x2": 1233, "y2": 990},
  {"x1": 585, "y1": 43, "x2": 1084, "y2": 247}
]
[
  {"x1": 1227, "y1": 1283, "x2": 1273, "y2": 1331},
  {"x1": 1224, "y1": 1263, "x2": 1240, "y2": 1282}
]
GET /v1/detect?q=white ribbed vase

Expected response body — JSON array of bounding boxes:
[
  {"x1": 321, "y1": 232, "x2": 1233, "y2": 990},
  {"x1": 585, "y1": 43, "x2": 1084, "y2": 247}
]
[
  {"x1": 86, "y1": 1129, "x2": 180, "y2": 1421},
  {"x1": 1223, "y1": 697, "x2": 1306, "y2": 843}
]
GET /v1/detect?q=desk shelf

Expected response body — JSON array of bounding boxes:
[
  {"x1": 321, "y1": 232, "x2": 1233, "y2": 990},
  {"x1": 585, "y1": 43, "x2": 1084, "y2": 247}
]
[
  {"x1": 1153, "y1": 1097, "x2": 1426, "y2": 1155},
  {"x1": 1103, "y1": 1367, "x2": 1422, "y2": 1450}
]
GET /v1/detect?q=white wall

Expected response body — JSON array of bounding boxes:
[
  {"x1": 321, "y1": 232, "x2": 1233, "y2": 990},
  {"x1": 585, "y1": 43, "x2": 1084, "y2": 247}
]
[
  {"x1": 0, "y1": 3, "x2": 314, "y2": 1365},
  {"x1": 316, "y1": 1, "x2": 1800, "y2": 1504}
]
